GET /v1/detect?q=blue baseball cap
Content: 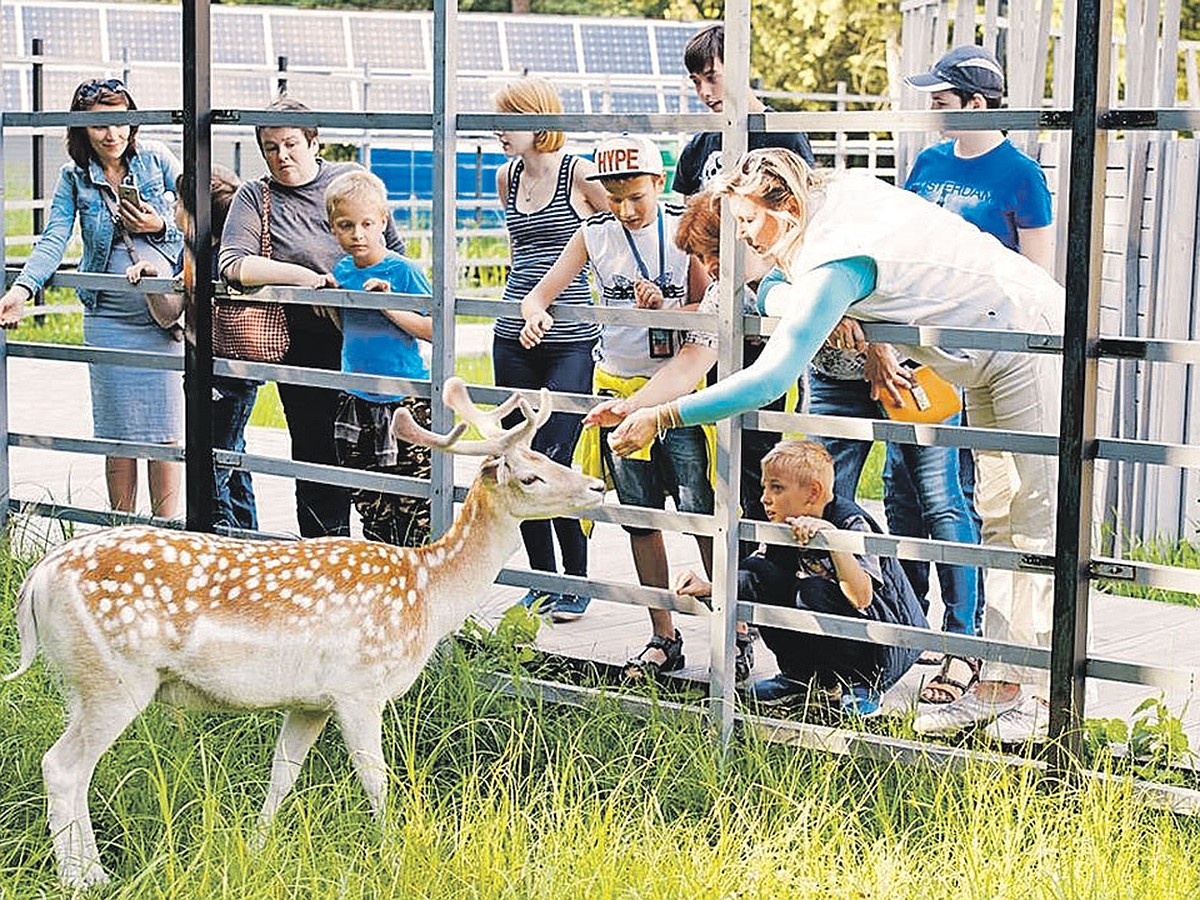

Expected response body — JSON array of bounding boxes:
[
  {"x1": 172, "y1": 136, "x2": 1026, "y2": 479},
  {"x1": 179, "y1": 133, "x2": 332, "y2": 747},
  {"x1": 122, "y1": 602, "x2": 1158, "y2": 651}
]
[{"x1": 905, "y1": 45, "x2": 1006, "y2": 100}]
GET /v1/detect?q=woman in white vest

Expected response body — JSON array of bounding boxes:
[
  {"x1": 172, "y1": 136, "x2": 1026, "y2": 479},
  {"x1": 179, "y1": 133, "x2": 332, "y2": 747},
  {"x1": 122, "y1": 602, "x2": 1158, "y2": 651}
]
[{"x1": 606, "y1": 147, "x2": 1064, "y2": 744}]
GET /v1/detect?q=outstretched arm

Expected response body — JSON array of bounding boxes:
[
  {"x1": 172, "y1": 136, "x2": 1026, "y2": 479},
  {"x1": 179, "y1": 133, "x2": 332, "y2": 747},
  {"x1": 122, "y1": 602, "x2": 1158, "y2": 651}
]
[{"x1": 606, "y1": 257, "x2": 877, "y2": 456}]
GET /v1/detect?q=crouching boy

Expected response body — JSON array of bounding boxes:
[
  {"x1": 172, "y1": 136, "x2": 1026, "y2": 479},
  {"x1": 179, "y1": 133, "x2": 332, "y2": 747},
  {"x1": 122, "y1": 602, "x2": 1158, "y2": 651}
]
[{"x1": 677, "y1": 440, "x2": 927, "y2": 713}]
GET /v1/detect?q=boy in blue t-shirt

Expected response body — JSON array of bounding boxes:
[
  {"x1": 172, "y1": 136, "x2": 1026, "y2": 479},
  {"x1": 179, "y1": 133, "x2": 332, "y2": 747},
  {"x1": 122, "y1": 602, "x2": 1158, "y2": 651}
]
[{"x1": 325, "y1": 170, "x2": 433, "y2": 547}]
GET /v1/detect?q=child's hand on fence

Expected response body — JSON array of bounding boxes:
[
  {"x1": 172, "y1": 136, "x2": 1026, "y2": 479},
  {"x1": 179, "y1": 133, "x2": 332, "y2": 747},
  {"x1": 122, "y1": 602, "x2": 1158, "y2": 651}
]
[
  {"x1": 633, "y1": 278, "x2": 663, "y2": 309},
  {"x1": 362, "y1": 278, "x2": 391, "y2": 292},
  {"x1": 785, "y1": 515, "x2": 831, "y2": 546}
]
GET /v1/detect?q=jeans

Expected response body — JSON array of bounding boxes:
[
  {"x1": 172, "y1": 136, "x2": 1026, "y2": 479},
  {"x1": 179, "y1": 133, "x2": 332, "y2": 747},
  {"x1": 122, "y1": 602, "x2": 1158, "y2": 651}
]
[
  {"x1": 493, "y1": 336, "x2": 595, "y2": 576},
  {"x1": 599, "y1": 422, "x2": 713, "y2": 535},
  {"x1": 212, "y1": 376, "x2": 259, "y2": 531},
  {"x1": 809, "y1": 371, "x2": 982, "y2": 637}
]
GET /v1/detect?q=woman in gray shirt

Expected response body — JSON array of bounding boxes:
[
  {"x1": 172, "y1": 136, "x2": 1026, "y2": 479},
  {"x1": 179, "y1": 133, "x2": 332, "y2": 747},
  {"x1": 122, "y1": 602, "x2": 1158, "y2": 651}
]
[{"x1": 219, "y1": 97, "x2": 405, "y2": 538}]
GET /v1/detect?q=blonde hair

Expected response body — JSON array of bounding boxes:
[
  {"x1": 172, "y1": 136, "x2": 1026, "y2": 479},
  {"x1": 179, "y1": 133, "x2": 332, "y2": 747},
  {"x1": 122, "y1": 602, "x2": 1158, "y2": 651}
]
[
  {"x1": 324, "y1": 169, "x2": 390, "y2": 222},
  {"x1": 493, "y1": 78, "x2": 566, "y2": 153},
  {"x1": 710, "y1": 147, "x2": 826, "y2": 277},
  {"x1": 760, "y1": 439, "x2": 833, "y2": 490}
]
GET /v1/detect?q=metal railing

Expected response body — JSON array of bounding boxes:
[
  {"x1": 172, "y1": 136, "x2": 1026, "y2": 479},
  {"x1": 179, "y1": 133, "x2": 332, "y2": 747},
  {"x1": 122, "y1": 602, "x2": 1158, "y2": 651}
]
[{"x1": 1, "y1": 0, "x2": 1198, "y2": 801}]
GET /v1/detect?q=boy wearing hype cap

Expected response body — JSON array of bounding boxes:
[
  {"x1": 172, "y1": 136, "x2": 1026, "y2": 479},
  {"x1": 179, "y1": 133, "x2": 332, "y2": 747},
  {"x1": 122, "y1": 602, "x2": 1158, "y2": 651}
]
[{"x1": 520, "y1": 134, "x2": 711, "y2": 680}]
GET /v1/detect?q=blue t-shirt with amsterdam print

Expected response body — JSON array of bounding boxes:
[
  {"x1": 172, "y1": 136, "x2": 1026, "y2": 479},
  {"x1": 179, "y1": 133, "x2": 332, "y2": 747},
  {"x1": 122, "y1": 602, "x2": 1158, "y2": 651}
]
[
  {"x1": 333, "y1": 251, "x2": 431, "y2": 403},
  {"x1": 903, "y1": 138, "x2": 1052, "y2": 252}
]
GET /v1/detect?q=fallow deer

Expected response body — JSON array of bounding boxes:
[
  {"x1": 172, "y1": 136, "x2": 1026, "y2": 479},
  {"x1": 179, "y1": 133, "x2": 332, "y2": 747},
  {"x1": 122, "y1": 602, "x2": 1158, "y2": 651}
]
[{"x1": 4, "y1": 378, "x2": 605, "y2": 887}]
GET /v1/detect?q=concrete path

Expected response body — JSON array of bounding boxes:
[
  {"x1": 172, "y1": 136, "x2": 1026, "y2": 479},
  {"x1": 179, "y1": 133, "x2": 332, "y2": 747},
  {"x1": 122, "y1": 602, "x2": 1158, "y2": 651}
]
[{"x1": 5, "y1": 354, "x2": 1200, "y2": 753}]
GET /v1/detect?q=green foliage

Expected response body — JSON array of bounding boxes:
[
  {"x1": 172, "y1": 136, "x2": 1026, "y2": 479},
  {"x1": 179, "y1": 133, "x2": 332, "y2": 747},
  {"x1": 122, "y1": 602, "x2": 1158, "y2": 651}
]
[
  {"x1": 1097, "y1": 529, "x2": 1200, "y2": 607},
  {"x1": 459, "y1": 605, "x2": 542, "y2": 670},
  {"x1": 1085, "y1": 697, "x2": 1194, "y2": 780}
]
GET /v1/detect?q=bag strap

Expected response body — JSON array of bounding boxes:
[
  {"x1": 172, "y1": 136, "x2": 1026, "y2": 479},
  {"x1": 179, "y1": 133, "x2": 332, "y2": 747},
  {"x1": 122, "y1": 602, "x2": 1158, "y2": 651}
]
[
  {"x1": 99, "y1": 187, "x2": 141, "y2": 264},
  {"x1": 260, "y1": 178, "x2": 273, "y2": 260}
]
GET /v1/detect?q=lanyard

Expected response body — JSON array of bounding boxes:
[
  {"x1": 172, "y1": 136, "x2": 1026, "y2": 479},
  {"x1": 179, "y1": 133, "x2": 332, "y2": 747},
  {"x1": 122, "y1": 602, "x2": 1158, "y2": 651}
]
[{"x1": 621, "y1": 209, "x2": 664, "y2": 284}]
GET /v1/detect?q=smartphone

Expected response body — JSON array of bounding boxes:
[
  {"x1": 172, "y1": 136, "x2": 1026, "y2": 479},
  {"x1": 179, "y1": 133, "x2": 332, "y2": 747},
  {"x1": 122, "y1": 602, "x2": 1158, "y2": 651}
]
[{"x1": 118, "y1": 182, "x2": 142, "y2": 206}]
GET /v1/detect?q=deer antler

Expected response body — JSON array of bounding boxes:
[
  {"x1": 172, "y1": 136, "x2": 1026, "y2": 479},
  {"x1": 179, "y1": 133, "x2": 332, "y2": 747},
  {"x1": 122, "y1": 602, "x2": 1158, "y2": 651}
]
[
  {"x1": 443, "y1": 376, "x2": 523, "y2": 438},
  {"x1": 390, "y1": 386, "x2": 547, "y2": 457}
]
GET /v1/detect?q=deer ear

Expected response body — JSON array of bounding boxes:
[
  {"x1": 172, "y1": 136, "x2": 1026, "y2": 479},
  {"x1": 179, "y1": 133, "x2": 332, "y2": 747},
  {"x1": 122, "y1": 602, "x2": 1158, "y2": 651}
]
[{"x1": 479, "y1": 456, "x2": 505, "y2": 483}]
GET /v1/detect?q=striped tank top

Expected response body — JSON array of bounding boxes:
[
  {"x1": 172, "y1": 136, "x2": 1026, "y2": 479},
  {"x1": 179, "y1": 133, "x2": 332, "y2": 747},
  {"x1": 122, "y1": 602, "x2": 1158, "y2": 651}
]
[{"x1": 494, "y1": 154, "x2": 600, "y2": 343}]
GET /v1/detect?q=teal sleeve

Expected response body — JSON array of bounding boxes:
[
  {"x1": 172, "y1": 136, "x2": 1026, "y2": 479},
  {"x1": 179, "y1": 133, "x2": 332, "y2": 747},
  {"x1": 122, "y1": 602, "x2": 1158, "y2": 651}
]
[{"x1": 675, "y1": 257, "x2": 877, "y2": 427}]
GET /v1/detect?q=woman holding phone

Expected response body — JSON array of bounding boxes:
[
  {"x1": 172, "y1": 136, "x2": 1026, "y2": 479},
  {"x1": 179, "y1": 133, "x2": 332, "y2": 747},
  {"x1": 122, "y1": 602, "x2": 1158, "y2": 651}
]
[{"x1": 0, "y1": 78, "x2": 185, "y2": 517}]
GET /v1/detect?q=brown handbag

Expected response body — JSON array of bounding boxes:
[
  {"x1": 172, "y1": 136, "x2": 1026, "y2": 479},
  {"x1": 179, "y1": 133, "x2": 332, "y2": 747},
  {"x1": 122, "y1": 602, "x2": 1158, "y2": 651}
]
[
  {"x1": 879, "y1": 363, "x2": 963, "y2": 424},
  {"x1": 212, "y1": 179, "x2": 290, "y2": 363}
]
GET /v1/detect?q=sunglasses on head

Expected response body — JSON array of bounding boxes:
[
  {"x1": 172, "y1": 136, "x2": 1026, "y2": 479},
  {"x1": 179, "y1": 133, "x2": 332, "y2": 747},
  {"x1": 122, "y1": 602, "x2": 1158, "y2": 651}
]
[{"x1": 76, "y1": 78, "x2": 128, "y2": 101}]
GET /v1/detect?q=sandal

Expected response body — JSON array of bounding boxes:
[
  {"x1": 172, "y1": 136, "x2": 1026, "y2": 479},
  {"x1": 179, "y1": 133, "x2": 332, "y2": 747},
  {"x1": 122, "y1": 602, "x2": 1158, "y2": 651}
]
[
  {"x1": 624, "y1": 629, "x2": 685, "y2": 681},
  {"x1": 919, "y1": 654, "x2": 980, "y2": 705}
]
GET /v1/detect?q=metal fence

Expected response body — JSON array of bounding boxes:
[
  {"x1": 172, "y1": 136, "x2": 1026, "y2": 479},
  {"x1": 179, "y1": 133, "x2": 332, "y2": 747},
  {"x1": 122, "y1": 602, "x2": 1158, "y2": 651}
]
[{"x1": 2, "y1": 0, "x2": 1199, "y2": 802}]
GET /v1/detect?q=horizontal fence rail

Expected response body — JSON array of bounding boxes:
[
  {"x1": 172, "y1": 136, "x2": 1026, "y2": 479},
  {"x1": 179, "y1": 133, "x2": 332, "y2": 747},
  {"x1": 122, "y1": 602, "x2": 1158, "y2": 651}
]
[{"x1": 3, "y1": 1, "x2": 1199, "y2": 801}]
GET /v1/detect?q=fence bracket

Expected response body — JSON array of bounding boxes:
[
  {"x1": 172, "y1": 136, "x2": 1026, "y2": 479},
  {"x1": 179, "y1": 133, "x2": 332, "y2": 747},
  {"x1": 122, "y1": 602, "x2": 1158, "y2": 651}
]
[
  {"x1": 1099, "y1": 109, "x2": 1159, "y2": 129},
  {"x1": 1019, "y1": 553, "x2": 1057, "y2": 572},
  {"x1": 213, "y1": 109, "x2": 242, "y2": 124},
  {"x1": 1090, "y1": 560, "x2": 1136, "y2": 581},
  {"x1": 1038, "y1": 110, "x2": 1074, "y2": 128}
]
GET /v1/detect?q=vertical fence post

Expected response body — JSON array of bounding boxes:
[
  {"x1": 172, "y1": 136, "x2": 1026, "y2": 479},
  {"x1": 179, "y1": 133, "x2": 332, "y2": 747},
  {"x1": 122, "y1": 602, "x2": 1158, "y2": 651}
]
[
  {"x1": 430, "y1": 0, "x2": 459, "y2": 538},
  {"x1": 707, "y1": 0, "x2": 753, "y2": 746},
  {"x1": 0, "y1": 50, "x2": 9, "y2": 533},
  {"x1": 30, "y1": 38, "x2": 45, "y2": 323},
  {"x1": 835, "y1": 81, "x2": 848, "y2": 169},
  {"x1": 1048, "y1": 0, "x2": 1111, "y2": 775},
  {"x1": 183, "y1": 0, "x2": 215, "y2": 534},
  {"x1": 277, "y1": 56, "x2": 288, "y2": 99}
]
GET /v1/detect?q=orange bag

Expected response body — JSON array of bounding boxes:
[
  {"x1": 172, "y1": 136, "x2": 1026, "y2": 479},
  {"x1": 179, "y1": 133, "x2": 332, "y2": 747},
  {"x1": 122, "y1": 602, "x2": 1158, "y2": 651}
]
[{"x1": 879, "y1": 364, "x2": 962, "y2": 424}]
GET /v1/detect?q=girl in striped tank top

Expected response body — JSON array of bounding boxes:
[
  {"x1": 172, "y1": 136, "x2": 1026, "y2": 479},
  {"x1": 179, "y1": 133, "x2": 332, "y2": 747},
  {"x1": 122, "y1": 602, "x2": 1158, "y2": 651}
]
[{"x1": 492, "y1": 78, "x2": 609, "y2": 622}]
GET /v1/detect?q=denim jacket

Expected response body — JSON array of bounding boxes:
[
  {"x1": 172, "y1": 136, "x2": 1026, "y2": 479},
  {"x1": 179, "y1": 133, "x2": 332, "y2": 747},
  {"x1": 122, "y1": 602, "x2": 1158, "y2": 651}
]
[{"x1": 13, "y1": 139, "x2": 183, "y2": 309}]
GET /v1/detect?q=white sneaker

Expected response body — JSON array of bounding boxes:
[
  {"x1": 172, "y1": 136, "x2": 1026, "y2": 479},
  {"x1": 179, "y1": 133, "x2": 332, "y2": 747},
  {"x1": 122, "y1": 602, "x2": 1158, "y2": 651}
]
[
  {"x1": 982, "y1": 695, "x2": 1050, "y2": 744},
  {"x1": 912, "y1": 688, "x2": 1024, "y2": 737}
]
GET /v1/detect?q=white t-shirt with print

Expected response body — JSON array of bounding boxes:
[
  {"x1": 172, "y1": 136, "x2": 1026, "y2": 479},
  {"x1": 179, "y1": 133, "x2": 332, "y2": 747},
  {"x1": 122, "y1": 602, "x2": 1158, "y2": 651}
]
[{"x1": 583, "y1": 204, "x2": 691, "y2": 378}]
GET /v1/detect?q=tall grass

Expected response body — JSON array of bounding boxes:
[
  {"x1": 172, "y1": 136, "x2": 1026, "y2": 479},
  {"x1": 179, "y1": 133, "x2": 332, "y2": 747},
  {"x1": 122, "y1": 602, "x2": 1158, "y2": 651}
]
[{"x1": 2, "y1": 536, "x2": 1200, "y2": 896}]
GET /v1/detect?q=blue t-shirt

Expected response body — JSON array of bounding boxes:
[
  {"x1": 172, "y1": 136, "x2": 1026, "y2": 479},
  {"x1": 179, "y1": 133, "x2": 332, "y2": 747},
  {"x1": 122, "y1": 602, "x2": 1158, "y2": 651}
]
[
  {"x1": 333, "y1": 251, "x2": 431, "y2": 403},
  {"x1": 903, "y1": 139, "x2": 1052, "y2": 252}
]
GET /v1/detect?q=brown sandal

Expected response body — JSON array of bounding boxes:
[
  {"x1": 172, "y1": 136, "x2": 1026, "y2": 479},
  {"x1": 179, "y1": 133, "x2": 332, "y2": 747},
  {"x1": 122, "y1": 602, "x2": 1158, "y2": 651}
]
[{"x1": 919, "y1": 655, "x2": 980, "y2": 705}]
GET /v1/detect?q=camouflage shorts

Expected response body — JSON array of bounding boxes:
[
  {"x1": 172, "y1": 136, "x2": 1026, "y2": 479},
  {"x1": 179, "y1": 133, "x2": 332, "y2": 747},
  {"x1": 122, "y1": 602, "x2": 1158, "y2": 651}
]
[{"x1": 334, "y1": 393, "x2": 432, "y2": 547}]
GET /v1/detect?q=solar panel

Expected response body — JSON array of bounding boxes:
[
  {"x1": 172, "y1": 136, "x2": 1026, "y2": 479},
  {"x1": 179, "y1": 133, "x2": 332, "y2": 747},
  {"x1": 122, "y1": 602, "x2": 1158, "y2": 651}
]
[
  {"x1": 458, "y1": 20, "x2": 503, "y2": 72},
  {"x1": 653, "y1": 25, "x2": 696, "y2": 77},
  {"x1": 283, "y1": 75, "x2": 355, "y2": 112},
  {"x1": 4, "y1": 70, "x2": 23, "y2": 113},
  {"x1": 362, "y1": 79, "x2": 431, "y2": 113},
  {"x1": 214, "y1": 73, "x2": 274, "y2": 111},
  {"x1": 4, "y1": 6, "x2": 18, "y2": 61},
  {"x1": 127, "y1": 68, "x2": 181, "y2": 111},
  {"x1": 506, "y1": 22, "x2": 577, "y2": 74},
  {"x1": 108, "y1": 8, "x2": 181, "y2": 64},
  {"x1": 350, "y1": 16, "x2": 425, "y2": 70},
  {"x1": 560, "y1": 87, "x2": 586, "y2": 114},
  {"x1": 580, "y1": 24, "x2": 653, "y2": 75},
  {"x1": 213, "y1": 9, "x2": 267, "y2": 66},
  {"x1": 590, "y1": 89, "x2": 661, "y2": 114},
  {"x1": 21, "y1": 6, "x2": 102, "y2": 61},
  {"x1": 43, "y1": 70, "x2": 108, "y2": 109},
  {"x1": 270, "y1": 14, "x2": 347, "y2": 68},
  {"x1": 457, "y1": 81, "x2": 496, "y2": 113}
]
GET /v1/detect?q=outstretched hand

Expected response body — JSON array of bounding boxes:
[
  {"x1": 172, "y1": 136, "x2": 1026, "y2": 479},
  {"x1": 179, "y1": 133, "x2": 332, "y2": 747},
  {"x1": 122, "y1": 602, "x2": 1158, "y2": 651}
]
[
  {"x1": 0, "y1": 286, "x2": 29, "y2": 328},
  {"x1": 583, "y1": 397, "x2": 632, "y2": 429},
  {"x1": 607, "y1": 407, "x2": 658, "y2": 457}
]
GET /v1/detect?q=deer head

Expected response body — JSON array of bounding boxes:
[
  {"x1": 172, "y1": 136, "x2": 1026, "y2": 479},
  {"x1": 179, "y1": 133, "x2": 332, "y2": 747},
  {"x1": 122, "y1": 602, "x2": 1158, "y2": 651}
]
[{"x1": 391, "y1": 377, "x2": 604, "y2": 522}]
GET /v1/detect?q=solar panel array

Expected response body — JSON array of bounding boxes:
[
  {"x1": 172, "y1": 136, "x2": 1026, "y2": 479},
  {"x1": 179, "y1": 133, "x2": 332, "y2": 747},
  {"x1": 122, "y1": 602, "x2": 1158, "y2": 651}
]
[{"x1": 3, "y1": 1, "x2": 703, "y2": 114}]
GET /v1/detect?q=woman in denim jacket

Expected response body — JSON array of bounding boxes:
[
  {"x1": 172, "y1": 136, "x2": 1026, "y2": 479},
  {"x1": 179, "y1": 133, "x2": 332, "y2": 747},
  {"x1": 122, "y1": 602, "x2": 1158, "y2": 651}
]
[{"x1": 0, "y1": 78, "x2": 184, "y2": 518}]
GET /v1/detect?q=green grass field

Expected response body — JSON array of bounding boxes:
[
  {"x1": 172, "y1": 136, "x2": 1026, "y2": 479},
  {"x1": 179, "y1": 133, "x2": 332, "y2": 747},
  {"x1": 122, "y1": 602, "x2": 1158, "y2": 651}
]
[{"x1": 1, "y1": 532, "x2": 1199, "y2": 896}]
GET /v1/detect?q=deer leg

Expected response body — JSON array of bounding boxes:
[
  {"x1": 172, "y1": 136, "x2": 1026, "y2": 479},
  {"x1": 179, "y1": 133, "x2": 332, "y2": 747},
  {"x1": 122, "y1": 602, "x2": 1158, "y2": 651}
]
[
  {"x1": 254, "y1": 709, "x2": 331, "y2": 845},
  {"x1": 333, "y1": 701, "x2": 388, "y2": 823},
  {"x1": 43, "y1": 682, "x2": 155, "y2": 887}
]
